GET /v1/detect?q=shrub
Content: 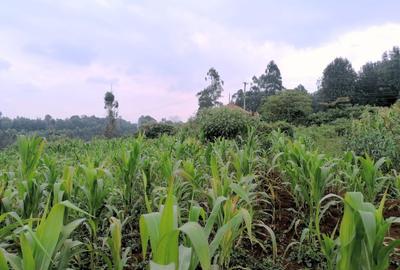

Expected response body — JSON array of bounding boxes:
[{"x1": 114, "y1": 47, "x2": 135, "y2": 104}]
[
  {"x1": 294, "y1": 124, "x2": 344, "y2": 156},
  {"x1": 306, "y1": 105, "x2": 373, "y2": 126},
  {"x1": 259, "y1": 90, "x2": 312, "y2": 124},
  {"x1": 256, "y1": 121, "x2": 294, "y2": 137},
  {"x1": 197, "y1": 107, "x2": 257, "y2": 141},
  {"x1": 141, "y1": 123, "x2": 176, "y2": 138},
  {"x1": 345, "y1": 103, "x2": 400, "y2": 167}
]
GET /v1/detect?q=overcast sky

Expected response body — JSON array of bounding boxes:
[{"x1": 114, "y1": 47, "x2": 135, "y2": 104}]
[{"x1": 1, "y1": 0, "x2": 400, "y2": 122}]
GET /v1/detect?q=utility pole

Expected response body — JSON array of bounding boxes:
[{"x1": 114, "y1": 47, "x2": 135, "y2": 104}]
[{"x1": 243, "y1": 82, "x2": 248, "y2": 110}]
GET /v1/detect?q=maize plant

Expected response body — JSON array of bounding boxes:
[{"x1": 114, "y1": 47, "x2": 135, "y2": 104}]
[
  {"x1": 140, "y1": 177, "x2": 211, "y2": 270},
  {"x1": 358, "y1": 155, "x2": 387, "y2": 202},
  {"x1": 78, "y1": 163, "x2": 110, "y2": 217},
  {"x1": 337, "y1": 192, "x2": 400, "y2": 270},
  {"x1": 274, "y1": 138, "x2": 335, "y2": 232},
  {"x1": 104, "y1": 217, "x2": 130, "y2": 270},
  {"x1": 317, "y1": 192, "x2": 400, "y2": 270},
  {"x1": 0, "y1": 201, "x2": 87, "y2": 270},
  {"x1": 17, "y1": 136, "x2": 45, "y2": 218},
  {"x1": 115, "y1": 138, "x2": 141, "y2": 210},
  {"x1": 0, "y1": 171, "x2": 13, "y2": 214}
]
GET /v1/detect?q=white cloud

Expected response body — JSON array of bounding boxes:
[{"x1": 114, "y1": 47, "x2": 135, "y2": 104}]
[
  {"x1": 0, "y1": 0, "x2": 399, "y2": 122},
  {"x1": 250, "y1": 23, "x2": 400, "y2": 92}
]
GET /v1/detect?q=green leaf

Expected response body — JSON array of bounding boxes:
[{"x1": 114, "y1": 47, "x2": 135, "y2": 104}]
[
  {"x1": 0, "y1": 249, "x2": 10, "y2": 270},
  {"x1": 20, "y1": 234, "x2": 35, "y2": 270},
  {"x1": 179, "y1": 222, "x2": 210, "y2": 270}
]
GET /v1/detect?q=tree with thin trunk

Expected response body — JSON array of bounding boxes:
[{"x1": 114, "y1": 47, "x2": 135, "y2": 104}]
[{"x1": 104, "y1": 91, "x2": 119, "y2": 138}]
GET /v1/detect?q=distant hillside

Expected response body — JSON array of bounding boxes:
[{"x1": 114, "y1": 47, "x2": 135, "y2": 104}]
[{"x1": 0, "y1": 114, "x2": 137, "y2": 148}]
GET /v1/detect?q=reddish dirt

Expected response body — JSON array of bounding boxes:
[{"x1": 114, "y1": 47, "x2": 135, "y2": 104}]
[
  {"x1": 257, "y1": 170, "x2": 400, "y2": 269},
  {"x1": 384, "y1": 199, "x2": 400, "y2": 270}
]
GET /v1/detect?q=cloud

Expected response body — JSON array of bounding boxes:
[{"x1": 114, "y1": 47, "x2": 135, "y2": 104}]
[
  {"x1": 0, "y1": 1, "x2": 400, "y2": 121},
  {"x1": 276, "y1": 23, "x2": 400, "y2": 91},
  {"x1": 25, "y1": 43, "x2": 96, "y2": 66},
  {"x1": 0, "y1": 58, "x2": 11, "y2": 70},
  {"x1": 86, "y1": 76, "x2": 119, "y2": 86}
]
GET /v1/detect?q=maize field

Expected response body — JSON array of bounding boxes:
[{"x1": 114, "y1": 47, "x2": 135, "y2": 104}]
[{"x1": 0, "y1": 130, "x2": 399, "y2": 269}]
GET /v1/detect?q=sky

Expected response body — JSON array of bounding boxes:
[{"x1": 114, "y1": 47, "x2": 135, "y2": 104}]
[{"x1": 1, "y1": 0, "x2": 400, "y2": 123}]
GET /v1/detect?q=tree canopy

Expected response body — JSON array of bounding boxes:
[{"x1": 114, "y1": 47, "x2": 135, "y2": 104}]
[
  {"x1": 232, "y1": 60, "x2": 283, "y2": 113},
  {"x1": 355, "y1": 47, "x2": 400, "y2": 106},
  {"x1": 196, "y1": 68, "x2": 224, "y2": 110},
  {"x1": 260, "y1": 90, "x2": 313, "y2": 124},
  {"x1": 318, "y1": 57, "x2": 357, "y2": 103}
]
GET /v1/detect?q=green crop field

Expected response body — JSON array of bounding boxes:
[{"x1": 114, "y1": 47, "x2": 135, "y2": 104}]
[{"x1": 0, "y1": 103, "x2": 399, "y2": 269}]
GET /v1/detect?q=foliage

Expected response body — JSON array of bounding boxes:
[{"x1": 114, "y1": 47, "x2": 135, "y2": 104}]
[
  {"x1": 272, "y1": 133, "x2": 335, "y2": 232},
  {"x1": 196, "y1": 68, "x2": 224, "y2": 110},
  {"x1": 294, "y1": 124, "x2": 345, "y2": 156},
  {"x1": 232, "y1": 88, "x2": 264, "y2": 113},
  {"x1": 139, "y1": 171, "x2": 211, "y2": 270},
  {"x1": 197, "y1": 107, "x2": 256, "y2": 141},
  {"x1": 141, "y1": 123, "x2": 176, "y2": 138},
  {"x1": 256, "y1": 121, "x2": 293, "y2": 150},
  {"x1": 317, "y1": 57, "x2": 357, "y2": 103},
  {"x1": 17, "y1": 135, "x2": 45, "y2": 218},
  {"x1": 260, "y1": 90, "x2": 313, "y2": 124},
  {"x1": 345, "y1": 103, "x2": 400, "y2": 167},
  {"x1": 355, "y1": 47, "x2": 400, "y2": 106},
  {"x1": 138, "y1": 115, "x2": 157, "y2": 128},
  {"x1": 252, "y1": 60, "x2": 283, "y2": 95},
  {"x1": 105, "y1": 217, "x2": 130, "y2": 270},
  {"x1": 317, "y1": 192, "x2": 400, "y2": 270},
  {"x1": 256, "y1": 121, "x2": 293, "y2": 137},
  {"x1": 306, "y1": 105, "x2": 371, "y2": 126},
  {"x1": 0, "y1": 117, "x2": 399, "y2": 269},
  {"x1": 0, "y1": 115, "x2": 136, "y2": 146},
  {"x1": 232, "y1": 60, "x2": 283, "y2": 112},
  {"x1": 0, "y1": 201, "x2": 86, "y2": 270}
]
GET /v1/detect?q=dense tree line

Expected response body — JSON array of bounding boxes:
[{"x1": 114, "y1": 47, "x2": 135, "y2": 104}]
[
  {"x1": 196, "y1": 46, "x2": 400, "y2": 126},
  {"x1": 317, "y1": 46, "x2": 400, "y2": 107},
  {"x1": 0, "y1": 114, "x2": 137, "y2": 148}
]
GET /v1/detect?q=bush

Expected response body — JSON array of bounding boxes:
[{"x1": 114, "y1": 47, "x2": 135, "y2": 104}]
[
  {"x1": 197, "y1": 107, "x2": 257, "y2": 141},
  {"x1": 256, "y1": 121, "x2": 294, "y2": 137},
  {"x1": 0, "y1": 129, "x2": 17, "y2": 149},
  {"x1": 254, "y1": 121, "x2": 294, "y2": 151},
  {"x1": 260, "y1": 90, "x2": 312, "y2": 124},
  {"x1": 345, "y1": 102, "x2": 400, "y2": 166},
  {"x1": 306, "y1": 105, "x2": 373, "y2": 126},
  {"x1": 141, "y1": 123, "x2": 176, "y2": 138}
]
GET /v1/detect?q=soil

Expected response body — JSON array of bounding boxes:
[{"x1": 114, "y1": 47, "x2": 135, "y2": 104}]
[{"x1": 257, "y1": 170, "x2": 400, "y2": 270}]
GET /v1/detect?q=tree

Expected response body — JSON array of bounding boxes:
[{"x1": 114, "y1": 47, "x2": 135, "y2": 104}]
[
  {"x1": 232, "y1": 61, "x2": 283, "y2": 113},
  {"x1": 196, "y1": 68, "x2": 224, "y2": 110},
  {"x1": 104, "y1": 91, "x2": 119, "y2": 138},
  {"x1": 319, "y1": 57, "x2": 357, "y2": 103},
  {"x1": 260, "y1": 90, "x2": 312, "y2": 124},
  {"x1": 355, "y1": 62, "x2": 380, "y2": 105},
  {"x1": 355, "y1": 47, "x2": 400, "y2": 106},
  {"x1": 294, "y1": 84, "x2": 307, "y2": 93},
  {"x1": 254, "y1": 60, "x2": 283, "y2": 95},
  {"x1": 138, "y1": 115, "x2": 157, "y2": 127},
  {"x1": 232, "y1": 87, "x2": 264, "y2": 113}
]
